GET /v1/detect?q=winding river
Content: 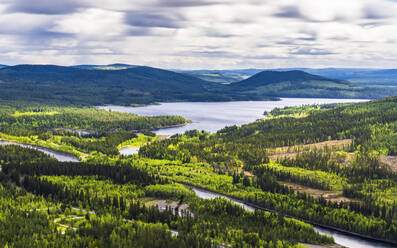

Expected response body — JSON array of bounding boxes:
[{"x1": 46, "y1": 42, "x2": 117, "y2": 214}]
[
  {"x1": 191, "y1": 186, "x2": 396, "y2": 248},
  {"x1": 119, "y1": 147, "x2": 140, "y2": 156},
  {"x1": 99, "y1": 98, "x2": 397, "y2": 248},
  {"x1": 0, "y1": 141, "x2": 79, "y2": 162},
  {"x1": 1, "y1": 98, "x2": 392, "y2": 247}
]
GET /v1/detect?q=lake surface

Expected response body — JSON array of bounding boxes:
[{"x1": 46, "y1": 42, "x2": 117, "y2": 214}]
[
  {"x1": 191, "y1": 187, "x2": 256, "y2": 211},
  {"x1": 191, "y1": 186, "x2": 396, "y2": 248},
  {"x1": 119, "y1": 147, "x2": 139, "y2": 156},
  {"x1": 98, "y1": 98, "x2": 368, "y2": 135},
  {"x1": 0, "y1": 141, "x2": 79, "y2": 162},
  {"x1": 2, "y1": 99, "x2": 390, "y2": 246},
  {"x1": 100, "y1": 98, "x2": 397, "y2": 247}
]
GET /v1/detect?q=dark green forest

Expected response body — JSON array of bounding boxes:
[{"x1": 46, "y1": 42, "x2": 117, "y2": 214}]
[
  {"x1": 0, "y1": 65, "x2": 393, "y2": 106},
  {"x1": 2, "y1": 96, "x2": 397, "y2": 247},
  {"x1": 138, "y1": 97, "x2": 397, "y2": 244}
]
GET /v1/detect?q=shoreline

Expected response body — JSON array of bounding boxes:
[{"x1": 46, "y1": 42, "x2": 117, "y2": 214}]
[
  {"x1": 180, "y1": 182, "x2": 397, "y2": 246},
  {"x1": 98, "y1": 98, "x2": 370, "y2": 109},
  {"x1": 128, "y1": 122, "x2": 191, "y2": 133},
  {"x1": 0, "y1": 139, "x2": 80, "y2": 162}
]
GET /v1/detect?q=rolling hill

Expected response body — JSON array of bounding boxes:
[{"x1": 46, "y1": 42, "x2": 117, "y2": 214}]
[
  {"x1": 179, "y1": 69, "x2": 262, "y2": 84},
  {"x1": 189, "y1": 68, "x2": 397, "y2": 87},
  {"x1": 0, "y1": 65, "x2": 254, "y2": 105},
  {"x1": 179, "y1": 69, "x2": 257, "y2": 84},
  {"x1": 182, "y1": 71, "x2": 241, "y2": 84},
  {"x1": 0, "y1": 65, "x2": 395, "y2": 106},
  {"x1": 73, "y1": 63, "x2": 138, "y2": 70},
  {"x1": 226, "y1": 70, "x2": 395, "y2": 99},
  {"x1": 262, "y1": 68, "x2": 397, "y2": 87}
]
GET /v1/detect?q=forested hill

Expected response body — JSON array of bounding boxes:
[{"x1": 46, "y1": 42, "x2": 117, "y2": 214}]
[
  {"x1": 234, "y1": 70, "x2": 343, "y2": 87},
  {"x1": 0, "y1": 64, "x2": 394, "y2": 106},
  {"x1": 0, "y1": 65, "x2": 211, "y2": 89},
  {"x1": 0, "y1": 65, "x2": 238, "y2": 105},
  {"x1": 73, "y1": 63, "x2": 137, "y2": 70},
  {"x1": 226, "y1": 70, "x2": 386, "y2": 99},
  {"x1": 138, "y1": 96, "x2": 397, "y2": 243}
]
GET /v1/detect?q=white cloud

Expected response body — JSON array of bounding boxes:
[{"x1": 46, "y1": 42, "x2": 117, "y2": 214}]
[
  {"x1": 0, "y1": 12, "x2": 54, "y2": 34},
  {"x1": 0, "y1": 0, "x2": 396, "y2": 68},
  {"x1": 52, "y1": 8, "x2": 127, "y2": 38},
  {"x1": 299, "y1": 0, "x2": 362, "y2": 22}
]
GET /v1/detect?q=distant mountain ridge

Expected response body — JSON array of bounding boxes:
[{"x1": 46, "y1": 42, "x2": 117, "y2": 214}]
[
  {"x1": 182, "y1": 71, "x2": 242, "y2": 84},
  {"x1": 224, "y1": 70, "x2": 375, "y2": 99},
  {"x1": 178, "y1": 69, "x2": 257, "y2": 83},
  {"x1": 0, "y1": 64, "x2": 251, "y2": 105},
  {"x1": 181, "y1": 68, "x2": 397, "y2": 86},
  {"x1": 73, "y1": 64, "x2": 138, "y2": 70},
  {"x1": 0, "y1": 64, "x2": 395, "y2": 105},
  {"x1": 232, "y1": 70, "x2": 343, "y2": 87},
  {"x1": 0, "y1": 65, "x2": 208, "y2": 86}
]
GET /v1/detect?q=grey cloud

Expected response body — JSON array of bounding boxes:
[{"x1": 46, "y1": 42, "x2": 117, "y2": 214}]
[
  {"x1": 190, "y1": 50, "x2": 236, "y2": 58},
  {"x1": 255, "y1": 44, "x2": 270, "y2": 48},
  {"x1": 175, "y1": 50, "x2": 238, "y2": 58},
  {"x1": 125, "y1": 27, "x2": 175, "y2": 37},
  {"x1": 0, "y1": 15, "x2": 74, "y2": 48},
  {"x1": 17, "y1": 43, "x2": 123, "y2": 55},
  {"x1": 178, "y1": 50, "x2": 284, "y2": 60},
  {"x1": 274, "y1": 5, "x2": 350, "y2": 23},
  {"x1": 204, "y1": 29, "x2": 237, "y2": 38},
  {"x1": 124, "y1": 11, "x2": 184, "y2": 28},
  {"x1": 0, "y1": 0, "x2": 396, "y2": 68},
  {"x1": 328, "y1": 36, "x2": 350, "y2": 41},
  {"x1": 6, "y1": 0, "x2": 84, "y2": 15},
  {"x1": 276, "y1": 40, "x2": 296, "y2": 45},
  {"x1": 363, "y1": 6, "x2": 392, "y2": 19},
  {"x1": 12, "y1": 30, "x2": 74, "y2": 48},
  {"x1": 62, "y1": 48, "x2": 124, "y2": 56},
  {"x1": 359, "y1": 21, "x2": 389, "y2": 28},
  {"x1": 290, "y1": 48, "x2": 335, "y2": 56},
  {"x1": 27, "y1": 30, "x2": 73, "y2": 40},
  {"x1": 298, "y1": 36, "x2": 317, "y2": 41},
  {"x1": 274, "y1": 6, "x2": 302, "y2": 19},
  {"x1": 276, "y1": 36, "x2": 316, "y2": 46},
  {"x1": 180, "y1": 45, "x2": 227, "y2": 51},
  {"x1": 296, "y1": 30, "x2": 318, "y2": 41},
  {"x1": 245, "y1": 54, "x2": 286, "y2": 60},
  {"x1": 0, "y1": 21, "x2": 73, "y2": 42},
  {"x1": 155, "y1": 0, "x2": 223, "y2": 7},
  {"x1": 229, "y1": 18, "x2": 253, "y2": 24},
  {"x1": 126, "y1": 27, "x2": 153, "y2": 36}
]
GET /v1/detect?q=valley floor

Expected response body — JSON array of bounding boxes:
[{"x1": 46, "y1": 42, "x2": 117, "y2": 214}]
[{"x1": 1, "y1": 99, "x2": 397, "y2": 247}]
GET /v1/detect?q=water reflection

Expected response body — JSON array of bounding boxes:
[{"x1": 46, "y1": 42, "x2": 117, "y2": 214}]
[
  {"x1": 98, "y1": 98, "x2": 368, "y2": 135},
  {"x1": 0, "y1": 141, "x2": 79, "y2": 162}
]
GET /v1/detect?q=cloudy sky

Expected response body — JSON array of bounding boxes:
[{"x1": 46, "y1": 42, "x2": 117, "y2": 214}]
[{"x1": 0, "y1": 0, "x2": 396, "y2": 69}]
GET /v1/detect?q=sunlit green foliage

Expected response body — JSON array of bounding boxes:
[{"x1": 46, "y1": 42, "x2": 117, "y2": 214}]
[
  {"x1": 0, "y1": 105, "x2": 187, "y2": 157},
  {"x1": 4, "y1": 96, "x2": 397, "y2": 246}
]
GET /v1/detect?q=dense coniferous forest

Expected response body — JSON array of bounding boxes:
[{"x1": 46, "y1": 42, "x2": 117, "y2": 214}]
[
  {"x1": 2, "y1": 97, "x2": 397, "y2": 247},
  {"x1": 0, "y1": 65, "x2": 272, "y2": 105},
  {"x1": 0, "y1": 65, "x2": 393, "y2": 106},
  {"x1": 0, "y1": 104, "x2": 187, "y2": 156},
  {"x1": 137, "y1": 97, "x2": 397, "y2": 244},
  {"x1": 0, "y1": 146, "x2": 332, "y2": 247}
]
